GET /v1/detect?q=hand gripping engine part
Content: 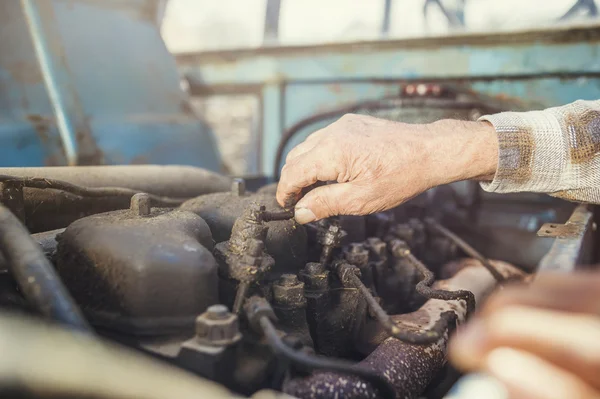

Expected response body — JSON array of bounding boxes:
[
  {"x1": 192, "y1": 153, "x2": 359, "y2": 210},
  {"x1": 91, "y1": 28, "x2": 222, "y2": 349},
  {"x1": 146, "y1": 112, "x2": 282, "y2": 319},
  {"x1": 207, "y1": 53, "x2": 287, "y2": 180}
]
[{"x1": 180, "y1": 188, "x2": 307, "y2": 275}]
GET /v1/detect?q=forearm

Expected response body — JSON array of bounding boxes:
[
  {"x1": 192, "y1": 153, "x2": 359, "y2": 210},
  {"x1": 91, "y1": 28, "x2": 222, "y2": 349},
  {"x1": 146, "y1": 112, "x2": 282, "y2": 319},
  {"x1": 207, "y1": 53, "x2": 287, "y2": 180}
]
[{"x1": 425, "y1": 119, "x2": 498, "y2": 186}]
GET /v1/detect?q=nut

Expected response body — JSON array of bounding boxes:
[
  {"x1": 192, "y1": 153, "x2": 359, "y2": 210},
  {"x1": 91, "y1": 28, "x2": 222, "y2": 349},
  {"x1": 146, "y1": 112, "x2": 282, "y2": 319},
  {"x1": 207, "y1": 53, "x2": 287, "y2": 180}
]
[
  {"x1": 273, "y1": 274, "x2": 306, "y2": 308},
  {"x1": 344, "y1": 243, "x2": 369, "y2": 268},
  {"x1": 195, "y1": 305, "x2": 242, "y2": 346}
]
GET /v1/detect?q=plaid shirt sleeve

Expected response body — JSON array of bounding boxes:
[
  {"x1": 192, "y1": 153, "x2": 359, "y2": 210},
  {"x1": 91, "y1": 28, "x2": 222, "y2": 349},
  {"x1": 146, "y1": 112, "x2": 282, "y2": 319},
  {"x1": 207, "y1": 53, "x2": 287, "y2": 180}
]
[{"x1": 479, "y1": 100, "x2": 600, "y2": 204}]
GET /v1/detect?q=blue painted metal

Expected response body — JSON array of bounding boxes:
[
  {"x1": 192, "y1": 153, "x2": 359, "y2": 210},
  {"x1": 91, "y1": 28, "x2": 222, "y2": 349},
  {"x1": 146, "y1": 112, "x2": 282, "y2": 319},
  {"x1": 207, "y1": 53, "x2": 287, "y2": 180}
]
[
  {"x1": 178, "y1": 24, "x2": 600, "y2": 177},
  {"x1": 0, "y1": 0, "x2": 221, "y2": 170}
]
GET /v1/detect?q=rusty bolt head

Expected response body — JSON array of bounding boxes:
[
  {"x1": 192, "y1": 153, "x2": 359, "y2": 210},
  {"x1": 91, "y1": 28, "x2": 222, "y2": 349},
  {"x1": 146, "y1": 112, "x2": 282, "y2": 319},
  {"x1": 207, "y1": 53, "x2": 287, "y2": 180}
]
[
  {"x1": 300, "y1": 263, "x2": 329, "y2": 291},
  {"x1": 305, "y1": 262, "x2": 324, "y2": 275},
  {"x1": 366, "y1": 238, "x2": 387, "y2": 259},
  {"x1": 279, "y1": 273, "x2": 299, "y2": 286},
  {"x1": 390, "y1": 239, "x2": 411, "y2": 258},
  {"x1": 206, "y1": 304, "x2": 229, "y2": 319},
  {"x1": 273, "y1": 274, "x2": 306, "y2": 308},
  {"x1": 195, "y1": 305, "x2": 241, "y2": 346},
  {"x1": 344, "y1": 243, "x2": 369, "y2": 267},
  {"x1": 130, "y1": 193, "x2": 151, "y2": 216}
]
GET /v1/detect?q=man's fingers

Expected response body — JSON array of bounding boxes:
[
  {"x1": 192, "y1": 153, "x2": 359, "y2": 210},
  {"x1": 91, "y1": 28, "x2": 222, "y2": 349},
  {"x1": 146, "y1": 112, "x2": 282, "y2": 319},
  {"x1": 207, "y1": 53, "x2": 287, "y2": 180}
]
[
  {"x1": 481, "y1": 272, "x2": 600, "y2": 317},
  {"x1": 293, "y1": 182, "x2": 376, "y2": 223},
  {"x1": 285, "y1": 129, "x2": 328, "y2": 163},
  {"x1": 276, "y1": 149, "x2": 341, "y2": 209},
  {"x1": 483, "y1": 348, "x2": 600, "y2": 399},
  {"x1": 450, "y1": 306, "x2": 600, "y2": 391},
  {"x1": 285, "y1": 141, "x2": 316, "y2": 163}
]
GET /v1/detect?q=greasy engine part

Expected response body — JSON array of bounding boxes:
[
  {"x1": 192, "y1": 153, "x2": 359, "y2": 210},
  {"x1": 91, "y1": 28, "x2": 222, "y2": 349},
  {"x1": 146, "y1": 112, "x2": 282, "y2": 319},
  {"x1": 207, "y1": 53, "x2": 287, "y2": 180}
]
[
  {"x1": 214, "y1": 204, "x2": 275, "y2": 314},
  {"x1": 54, "y1": 194, "x2": 218, "y2": 335},
  {"x1": 0, "y1": 204, "x2": 89, "y2": 333},
  {"x1": 0, "y1": 168, "x2": 585, "y2": 399},
  {"x1": 180, "y1": 182, "x2": 308, "y2": 275},
  {"x1": 244, "y1": 296, "x2": 396, "y2": 399},
  {"x1": 0, "y1": 165, "x2": 232, "y2": 233},
  {"x1": 284, "y1": 259, "x2": 525, "y2": 399}
]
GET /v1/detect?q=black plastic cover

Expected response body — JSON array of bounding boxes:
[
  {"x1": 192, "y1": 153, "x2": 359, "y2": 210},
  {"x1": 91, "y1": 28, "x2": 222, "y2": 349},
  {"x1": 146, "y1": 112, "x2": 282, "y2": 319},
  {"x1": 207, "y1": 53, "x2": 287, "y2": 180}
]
[{"x1": 55, "y1": 209, "x2": 217, "y2": 335}]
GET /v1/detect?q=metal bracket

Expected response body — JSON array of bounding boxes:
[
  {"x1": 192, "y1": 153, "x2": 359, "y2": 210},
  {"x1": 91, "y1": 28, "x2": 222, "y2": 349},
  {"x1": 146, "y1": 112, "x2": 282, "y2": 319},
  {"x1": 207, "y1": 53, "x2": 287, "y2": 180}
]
[{"x1": 536, "y1": 205, "x2": 594, "y2": 274}]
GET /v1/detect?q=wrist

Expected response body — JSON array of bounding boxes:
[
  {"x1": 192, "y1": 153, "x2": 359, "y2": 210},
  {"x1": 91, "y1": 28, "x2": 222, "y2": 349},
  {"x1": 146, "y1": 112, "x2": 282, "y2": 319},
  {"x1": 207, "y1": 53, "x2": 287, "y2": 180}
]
[{"x1": 426, "y1": 119, "x2": 499, "y2": 185}]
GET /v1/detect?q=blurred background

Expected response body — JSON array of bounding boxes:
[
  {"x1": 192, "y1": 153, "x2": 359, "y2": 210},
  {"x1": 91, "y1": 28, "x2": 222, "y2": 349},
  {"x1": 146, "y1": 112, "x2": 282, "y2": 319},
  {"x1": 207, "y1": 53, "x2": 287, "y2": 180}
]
[
  {"x1": 1, "y1": 0, "x2": 599, "y2": 178},
  {"x1": 160, "y1": 0, "x2": 600, "y2": 176}
]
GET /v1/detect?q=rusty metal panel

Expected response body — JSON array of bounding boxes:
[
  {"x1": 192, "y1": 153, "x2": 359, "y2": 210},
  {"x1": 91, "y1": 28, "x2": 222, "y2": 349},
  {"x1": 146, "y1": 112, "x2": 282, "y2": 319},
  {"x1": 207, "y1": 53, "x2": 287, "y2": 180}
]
[{"x1": 0, "y1": 0, "x2": 221, "y2": 170}]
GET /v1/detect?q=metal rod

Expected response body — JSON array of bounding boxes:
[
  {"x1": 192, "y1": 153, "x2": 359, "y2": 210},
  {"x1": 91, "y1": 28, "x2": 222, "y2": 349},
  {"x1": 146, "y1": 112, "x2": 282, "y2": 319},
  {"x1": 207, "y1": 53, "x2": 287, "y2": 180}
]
[
  {"x1": 346, "y1": 269, "x2": 456, "y2": 345},
  {"x1": 0, "y1": 175, "x2": 187, "y2": 207},
  {"x1": 232, "y1": 281, "x2": 250, "y2": 314},
  {"x1": 425, "y1": 218, "x2": 506, "y2": 283}
]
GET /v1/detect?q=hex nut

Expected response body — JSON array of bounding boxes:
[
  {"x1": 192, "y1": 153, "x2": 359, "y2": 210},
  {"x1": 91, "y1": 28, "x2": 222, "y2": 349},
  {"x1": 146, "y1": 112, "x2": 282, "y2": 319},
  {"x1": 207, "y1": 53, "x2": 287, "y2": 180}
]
[{"x1": 195, "y1": 305, "x2": 242, "y2": 346}]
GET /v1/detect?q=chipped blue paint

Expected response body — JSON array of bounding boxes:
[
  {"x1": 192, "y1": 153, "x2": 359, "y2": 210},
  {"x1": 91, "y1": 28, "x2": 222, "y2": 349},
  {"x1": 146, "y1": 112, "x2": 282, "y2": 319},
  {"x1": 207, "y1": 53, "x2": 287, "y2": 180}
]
[{"x1": 0, "y1": 0, "x2": 220, "y2": 170}]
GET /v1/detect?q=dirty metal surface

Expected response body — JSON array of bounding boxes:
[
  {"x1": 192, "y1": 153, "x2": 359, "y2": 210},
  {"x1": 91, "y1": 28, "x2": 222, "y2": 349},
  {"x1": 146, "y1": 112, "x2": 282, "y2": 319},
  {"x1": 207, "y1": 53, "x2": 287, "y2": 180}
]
[
  {"x1": 0, "y1": 0, "x2": 220, "y2": 170},
  {"x1": 536, "y1": 204, "x2": 594, "y2": 274}
]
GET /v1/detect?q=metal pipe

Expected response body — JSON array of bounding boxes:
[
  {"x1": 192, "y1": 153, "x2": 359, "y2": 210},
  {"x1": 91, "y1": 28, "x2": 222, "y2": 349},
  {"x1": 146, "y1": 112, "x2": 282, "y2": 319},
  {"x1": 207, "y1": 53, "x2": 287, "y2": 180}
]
[
  {"x1": 0, "y1": 166, "x2": 232, "y2": 197},
  {"x1": 425, "y1": 218, "x2": 506, "y2": 282},
  {"x1": 0, "y1": 205, "x2": 89, "y2": 332},
  {"x1": 0, "y1": 166, "x2": 232, "y2": 233},
  {"x1": 284, "y1": 259, "x2": 525, "y2": 399}
]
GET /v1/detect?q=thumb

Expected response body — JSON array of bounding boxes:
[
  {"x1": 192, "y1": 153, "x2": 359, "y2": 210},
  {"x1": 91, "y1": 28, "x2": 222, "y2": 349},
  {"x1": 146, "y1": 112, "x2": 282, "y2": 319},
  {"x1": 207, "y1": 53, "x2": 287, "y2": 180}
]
[{"x1": 294, "y1": 182, "x2": 368, "y2": 224}]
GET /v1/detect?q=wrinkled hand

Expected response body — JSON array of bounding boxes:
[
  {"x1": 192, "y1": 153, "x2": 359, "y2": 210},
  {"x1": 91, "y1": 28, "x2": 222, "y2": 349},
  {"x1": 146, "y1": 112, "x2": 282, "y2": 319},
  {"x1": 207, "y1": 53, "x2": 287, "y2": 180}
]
[
  {"x1": 276, "y1": 114, "x2": 498, "y2": 224},
  {"x1": 449, "y1": 272, "x2": 600, "y2": 399}
]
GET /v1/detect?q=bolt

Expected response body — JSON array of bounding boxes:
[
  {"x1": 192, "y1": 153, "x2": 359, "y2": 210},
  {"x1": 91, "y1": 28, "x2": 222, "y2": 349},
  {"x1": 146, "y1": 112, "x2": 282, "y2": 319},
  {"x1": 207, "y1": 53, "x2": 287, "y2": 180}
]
[
  {"x1": 279, "y1": 273, "x2": 299, "y2": 286},
  {"x1": 205, "y1": 304, "x2": 229, "y2": 320},
  {"x1": 305, "y1": 262, "x2": 325, "y2": 275},
  {"x1": 130, "y1": 193, "x2": 151, "y2": 216},
  {"x1": 195, "y1": 304, "x2": 241, "y2": 345},
  {"x1": 231, "y1": 178, "x2": 246, "y2": 196},
  {"x1": 350, "y1": 243, "x2": 364, "y2": 253}
]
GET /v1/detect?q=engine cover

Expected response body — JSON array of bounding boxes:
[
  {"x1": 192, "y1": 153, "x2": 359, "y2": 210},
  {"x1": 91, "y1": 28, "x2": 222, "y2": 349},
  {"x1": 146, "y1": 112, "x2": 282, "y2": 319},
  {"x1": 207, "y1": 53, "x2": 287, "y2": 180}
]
[{"x1": 55, "y1": 208, "x2": 218, "y2": 335}]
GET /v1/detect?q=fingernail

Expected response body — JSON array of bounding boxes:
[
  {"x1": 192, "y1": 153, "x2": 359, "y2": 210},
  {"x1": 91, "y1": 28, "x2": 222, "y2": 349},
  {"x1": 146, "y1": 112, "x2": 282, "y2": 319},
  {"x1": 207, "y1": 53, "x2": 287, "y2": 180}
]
[
  {"x1": 444, "y1": 373, "x2": 509, "y2": 399},
  {"x1": 450, "y1": 320, "x2": 487, "y2": 369},
  {"x1": 294, "y1": 208, "x2": 316, "y2": 224}
]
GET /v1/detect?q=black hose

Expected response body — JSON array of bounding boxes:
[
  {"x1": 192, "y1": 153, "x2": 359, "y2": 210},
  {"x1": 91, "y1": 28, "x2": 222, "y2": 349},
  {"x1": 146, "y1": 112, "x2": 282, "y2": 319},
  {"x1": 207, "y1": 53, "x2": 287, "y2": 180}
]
[
  {"x1": 0, "y1": 204, "x2": 90, "y2": 333},
  {"x1": 424, "y1": 218, "x2": 506, "y2": 283},
  {"x1": 0, "y1": 175, "x2": 187, "y2": 207},
  {"x1": 259, "y1": 316, "x2": 396, "y2": 399}
]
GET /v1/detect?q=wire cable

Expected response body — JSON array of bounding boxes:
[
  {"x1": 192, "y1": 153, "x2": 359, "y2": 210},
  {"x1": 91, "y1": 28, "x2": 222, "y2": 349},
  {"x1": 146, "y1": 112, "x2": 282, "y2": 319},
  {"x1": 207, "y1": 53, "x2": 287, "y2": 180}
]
[{"x1": 259, "y1": 316, "x2": 396, "y2": 399}]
